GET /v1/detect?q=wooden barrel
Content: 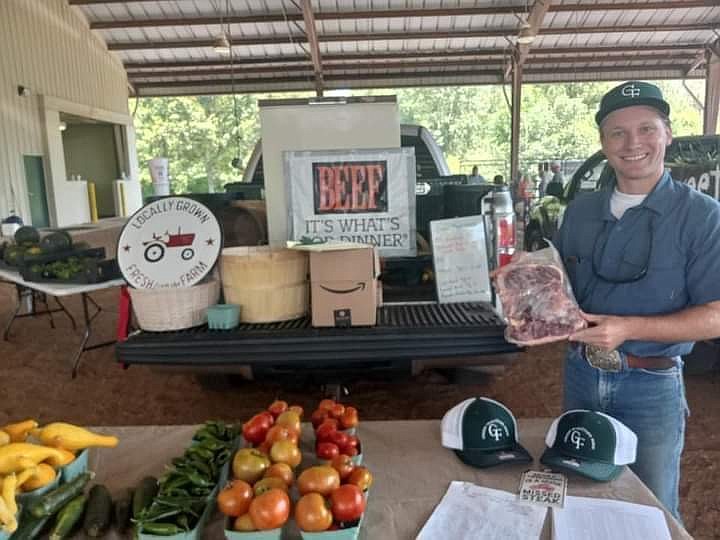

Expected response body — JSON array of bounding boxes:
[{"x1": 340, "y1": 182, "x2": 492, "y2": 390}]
[
  {"x1": 218, "y1": 201, "x2": 268, "y2": 247},
  {"x1": 221, "y1": 246, "x2": 309, "y2": 323}
]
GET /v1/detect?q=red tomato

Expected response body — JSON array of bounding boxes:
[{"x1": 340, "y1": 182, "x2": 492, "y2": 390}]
[
  {"x1": 315, "y1": 422, "x2": 338, "y2": 443},
  {"x1": 311, "y1": 409, "x2": 329, "y2": 429},
  {"x1": 340, "y1": 407, "x2": 359, "y2": 429},
  {"x1": 243, "y1": 412, "x2": 274, "y2": 445},
  {"x1": 265, "y1": 425, "x2": 299, "y2": 446},
  {"x1": 329, "y1": 430, "x2": 349, "y2": 449},
  {"x1": 330, "y1": 484, "x2": 365, "y2": 522},
  {"x1": 316, "y1": 442, "x2": 340, "y2": 460},
  {"x1": 330, "y1": 454, "x2": 354, "y2": 481},
  {"x1": 217, "y1": 480, "x2": 254, "y2": 517},
  {"x1": 344, "y1": 435, "x2": 359, "y2": 449},
  {"x1": 295, "y1": 493, "x2": 333, "y2": 532},
  {"x1": 329, "y1": 403, "x2": 346, "y2": 419},
  {"x1": 249, "y1": 488, "x2": 290, "y2": 530},
  {"x1": 347, "y1": 467, "x2": 373, "y2": 491},
  {"x1": 268, "y1": 400, "x2": 288, "y2": 419},
  {"x1": 318, "y1": 399, "x2": 336, "y2": 412},
  {"x1": 298, "y1": 466, "x2": 341, "y2": 496},
  {"x1": 345, "y1": 446, "x2": 359, "y2": 457}
]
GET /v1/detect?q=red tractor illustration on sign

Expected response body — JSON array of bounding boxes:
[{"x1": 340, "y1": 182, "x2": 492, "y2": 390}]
[{"x1": 143, "y1": 228, "x2": 195, "y2": 263}]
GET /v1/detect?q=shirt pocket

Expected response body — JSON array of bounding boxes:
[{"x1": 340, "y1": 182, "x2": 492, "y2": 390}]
[{"x1": 622, "y1": 251, "x2": 686, "y2": 312}]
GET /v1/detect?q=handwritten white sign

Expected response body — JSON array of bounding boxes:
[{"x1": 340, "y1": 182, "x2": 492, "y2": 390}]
[{"x1": 431, "y1": 215, "x2": 491, "y2": 303}]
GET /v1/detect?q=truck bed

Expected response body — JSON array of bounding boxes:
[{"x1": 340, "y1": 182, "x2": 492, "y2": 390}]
[{"x1": 117, "y1": 302, "x2": 518, "y2": 377}]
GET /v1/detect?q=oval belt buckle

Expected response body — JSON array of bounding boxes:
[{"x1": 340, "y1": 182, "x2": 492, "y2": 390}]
[{"x1": 585, "y1": 344, "x2": 622, "y2": 372}]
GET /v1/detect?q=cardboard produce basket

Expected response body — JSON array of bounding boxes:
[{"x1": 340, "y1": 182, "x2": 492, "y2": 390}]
[{"x1": 221, "y1": 247, "x2": 308, "y2": 323}]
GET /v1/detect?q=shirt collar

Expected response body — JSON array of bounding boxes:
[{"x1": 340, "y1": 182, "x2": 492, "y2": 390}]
[{"x1": 600, "y1": 171, "x2": 673, "y2": 220}]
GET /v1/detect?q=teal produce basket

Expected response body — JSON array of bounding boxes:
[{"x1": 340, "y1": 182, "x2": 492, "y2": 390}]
[{"x1": 59, "y1": 448, "x2": 88, "y2": 484}]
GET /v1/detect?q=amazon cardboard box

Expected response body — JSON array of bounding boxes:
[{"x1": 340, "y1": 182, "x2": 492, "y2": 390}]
[{"x1": 309, "y1": 245, "x2": 380, "y2": 327}]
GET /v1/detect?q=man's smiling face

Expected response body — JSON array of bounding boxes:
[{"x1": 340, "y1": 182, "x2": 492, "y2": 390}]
[{"x1": 600, "y1": 105, "x2": 672, "y2": 194}]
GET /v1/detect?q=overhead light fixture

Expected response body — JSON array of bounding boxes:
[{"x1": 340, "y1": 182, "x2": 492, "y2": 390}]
[
  {"x1": 213, "y1": 33, "x2": 231, "y2": 55},
  {"x1": 517, "y1": 28, "x2": 535, "y2": 45},
  {"x1": 58, "y1": 121, "x2": 67, "y2": 131}
]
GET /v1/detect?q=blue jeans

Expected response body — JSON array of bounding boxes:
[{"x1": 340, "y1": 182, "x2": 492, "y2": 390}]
[{"x1": 563, "y1": 345, "x2": 688, "y2": 520}]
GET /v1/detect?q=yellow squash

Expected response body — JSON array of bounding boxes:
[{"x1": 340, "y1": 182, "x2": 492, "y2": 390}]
[
  {"x1": 31, "y1": 423, "x2": 118, "y2": 452},
  {"x1": 21, "y1": 463, "x2": 56, "y2": 491},
  {"x1": 1, "y1": 420, "x2": 38, "y2": 443},
  {"x1": 14, "y1": 466, "x2": 38, "y2": 490},
  {"x1": 0, "y1": 443, "x2": 65, "y2": 474},
  {"x1": 0, "y1": 497, "x2": 17, "y2": 533},
  {"x1": 2, "y1": 474, "x2": 16, "y2": 515},
  {"x1": 44, "y1": 447, "x2": 76, "y2": 467}
]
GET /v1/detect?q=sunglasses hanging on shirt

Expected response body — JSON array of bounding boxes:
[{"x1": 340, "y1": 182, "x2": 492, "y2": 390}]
[{"x1": 591, "y1": 213, "x2": 654, "y2": 284}]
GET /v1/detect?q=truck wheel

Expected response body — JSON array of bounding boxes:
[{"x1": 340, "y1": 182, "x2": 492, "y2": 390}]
[{"x1": 525, "y1": 228, "x2": 547, "y2": 252}]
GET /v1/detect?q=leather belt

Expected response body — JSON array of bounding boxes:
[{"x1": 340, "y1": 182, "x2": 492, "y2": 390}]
[{"x1": 625, "y1": 354, "x2": 675, "y2": 370}]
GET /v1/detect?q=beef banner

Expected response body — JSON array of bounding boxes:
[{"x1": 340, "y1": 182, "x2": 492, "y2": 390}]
[{"x1": 284, "y1": 148, "x2": 416, "y2": 257}]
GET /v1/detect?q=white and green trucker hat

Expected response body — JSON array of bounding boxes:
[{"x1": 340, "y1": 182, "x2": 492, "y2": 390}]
[
  {"x1": 441, "y1": 397, "x2": 532, "y2": 468},
  {"x1": 540, "y1": 410, "x2": 637, "y2": 482}
]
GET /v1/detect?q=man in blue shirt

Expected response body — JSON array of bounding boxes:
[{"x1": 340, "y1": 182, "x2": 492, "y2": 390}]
[{"x1": 555, "y1": 81, "x2": 720, "y2": 520}]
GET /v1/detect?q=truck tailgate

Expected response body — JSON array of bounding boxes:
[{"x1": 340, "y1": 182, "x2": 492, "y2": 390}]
[{"x1": 116, "y1": 302, "x2": 518, "y2": 373}]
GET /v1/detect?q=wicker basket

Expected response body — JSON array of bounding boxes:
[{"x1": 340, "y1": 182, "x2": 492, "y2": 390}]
[
  {"x1": 221, "y1": 246, "x2": 308, "y2": 323},
  {"x1": 129, "y1": 278, "x2": 220, "y2": 331}
]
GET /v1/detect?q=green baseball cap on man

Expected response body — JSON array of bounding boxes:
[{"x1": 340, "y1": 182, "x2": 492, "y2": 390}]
[{"x1": 595, "y1": 81, "x2": 670, "y2": 125}]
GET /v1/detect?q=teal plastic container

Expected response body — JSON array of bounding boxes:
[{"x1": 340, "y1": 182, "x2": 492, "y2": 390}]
[
  {"x1": 300, "y1": 515, "x2": 363, "y2": 540},
  {"x1": 59, "y1": 448, "x2": 88, "y2": 484},
  {"x1": 224, "y1": 523, "x2": 283, "y2": 540},
  {"x1": 136, "y1": 486, "x2": 218, "y2": 540},
  {"x1": 207, "y1": 304, "x2": 241, "y2": 330}
]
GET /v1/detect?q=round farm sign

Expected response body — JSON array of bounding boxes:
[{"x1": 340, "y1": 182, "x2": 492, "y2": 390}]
[{"x1": 118, "y1": 197, "x2": 222, "y2": 288}]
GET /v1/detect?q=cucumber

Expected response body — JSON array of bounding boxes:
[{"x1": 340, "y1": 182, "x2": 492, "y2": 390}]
[
  {"x1": 132, "y1": 476, "x2": 158, "y2": 519},
  {"x1": 9, "y1": 513, "x2": 51, "y2": 540},
  {"x1": 29, "y1": 472, "x2": 93, "y2": 518},
  {"x1": 83, "y1": 484, "x2": 112, "y2": 537},
  {"x1": 49, "y1": 494, "x2": 87, "y2": 540},
  {"x1": 114, "y1": 488, "x2": 133, "y2": 532}
]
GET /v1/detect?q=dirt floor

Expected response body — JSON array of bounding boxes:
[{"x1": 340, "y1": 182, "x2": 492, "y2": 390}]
[{"x1": 1, "y1": 285, "x2": 718, "y2": 539}]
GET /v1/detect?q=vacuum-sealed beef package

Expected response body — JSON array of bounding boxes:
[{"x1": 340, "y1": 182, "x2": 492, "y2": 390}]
[{"x1": 491, "y1": 245, "x2": 586, "y2": 346}]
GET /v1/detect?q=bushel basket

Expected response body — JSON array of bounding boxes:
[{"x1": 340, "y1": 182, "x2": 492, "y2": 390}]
[{"x1": 129, "y1": 277, "x2": 220, "y2": 332}]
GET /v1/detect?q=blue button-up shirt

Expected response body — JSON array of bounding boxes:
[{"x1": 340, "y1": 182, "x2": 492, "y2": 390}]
[{"x1": 555, "y1": 171, "x2": 720, "y2": 357}]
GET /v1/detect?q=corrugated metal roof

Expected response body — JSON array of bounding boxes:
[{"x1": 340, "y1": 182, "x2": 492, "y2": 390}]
[{"x1": 68, "y1": 0, "x2": 720, "y2": 97}]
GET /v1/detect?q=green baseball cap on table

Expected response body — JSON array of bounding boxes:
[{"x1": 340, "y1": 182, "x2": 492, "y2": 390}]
[
  {"x1": 595, "y1": 81, "x2": 670, "y2": 125},
  {"x1": 540, "y1": 410, "x2": 638, "y2": 482},
  {"x1": 441, "y1": 397, "x2": 532, "y2": 468}
]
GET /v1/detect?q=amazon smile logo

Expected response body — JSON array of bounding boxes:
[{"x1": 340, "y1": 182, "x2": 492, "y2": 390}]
[{"x1": 320, "y1": 282, "x2": 366, "y2": 294}]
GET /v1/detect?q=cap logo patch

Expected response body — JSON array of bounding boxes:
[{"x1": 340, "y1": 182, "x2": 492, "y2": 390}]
[
  {"x1": 621, "y1": 84, "x2": 640, "y2": 98},
  {"x1": 482, "y1": 419, "x2": 510, "y2": 442},
  {"x1": 564, "y1": 427, "x2": 596, "y2": 451}
]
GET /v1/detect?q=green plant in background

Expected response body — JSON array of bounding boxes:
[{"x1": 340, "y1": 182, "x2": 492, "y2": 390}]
[{"x1": 131, "y1": 80, "x2": 707, "y2": 194}]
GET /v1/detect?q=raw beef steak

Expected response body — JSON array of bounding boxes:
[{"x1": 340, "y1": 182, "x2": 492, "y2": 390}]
[{"x1": 493, "y1": 261, "x2": 586, "y2": 345}]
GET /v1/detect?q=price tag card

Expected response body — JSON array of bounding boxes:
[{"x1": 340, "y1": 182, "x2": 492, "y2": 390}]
[{"x1": 518, "y1": 470, "x2": 567, "y2": 508}]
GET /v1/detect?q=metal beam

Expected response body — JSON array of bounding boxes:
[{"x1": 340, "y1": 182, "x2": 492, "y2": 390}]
[
  {"x1": 126, "y1": 55, "x2": 697, "y2": 80},
  {"x1": 704, "y1": 45, "x2": 720, "y2": 135},
  {"x1": 86, "y1": 2, "x2": 716, "y2": 29},
  {"x1": 301, "y1": 0, "x2": 324, "y2": 96},
  {"x1": 130, "y1": 64, "x2": 693, "y2": 90},
  {"x1": 106, "y1": 23, "x2": 718, "y2": 51},
  {"x1": 122, "y1": 45, "x2": 701, "y2": 70},
  {"x1": 514, "y1": 0, "x2": 553, "y2": 80},
  {"x1": 510, "y1": 53, "x2": 522, "y2": 186}
]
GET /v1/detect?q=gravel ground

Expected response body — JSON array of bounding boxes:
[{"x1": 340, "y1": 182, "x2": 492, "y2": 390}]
[{"x1": 0, "y1": 285, "x2": 717, "y2": 538}]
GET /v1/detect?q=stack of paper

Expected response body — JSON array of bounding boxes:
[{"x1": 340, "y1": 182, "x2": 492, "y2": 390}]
[
  {"x1": 552, "y1": 496, "x2": 672, "y2": 540},
  {"x1": 416, "y1": 481, "x2": 547, "y2": 540}
]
